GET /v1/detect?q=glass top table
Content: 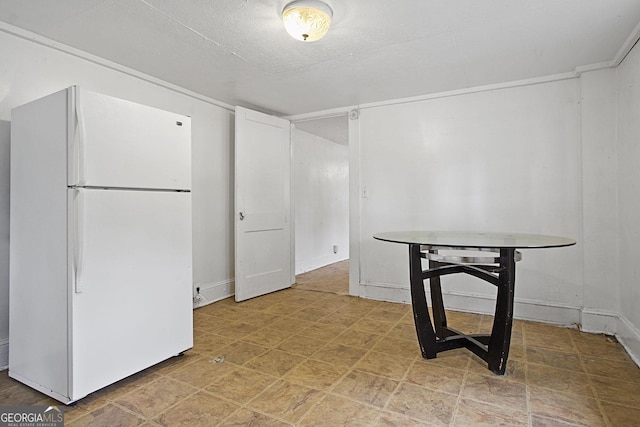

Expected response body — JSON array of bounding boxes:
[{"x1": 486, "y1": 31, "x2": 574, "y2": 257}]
[
  {"x1": 373, "y1": 230, "x2": 576, "y2": 249},
  {"x1": 374, "y1": 230, "x2": 576, "y2": 375}
]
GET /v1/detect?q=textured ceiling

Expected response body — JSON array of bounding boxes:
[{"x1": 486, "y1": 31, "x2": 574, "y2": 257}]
[{"x1": 1, "y1": 0, "x2": 640, "y2": 120}]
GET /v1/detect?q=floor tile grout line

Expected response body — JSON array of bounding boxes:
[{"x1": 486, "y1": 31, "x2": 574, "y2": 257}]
[
  {"x1": 519, "y1": 322, "x2": 534, "y2": 427},
  {"x1": 128, "y1": 387, "x2": 199, "y2": 424},
  {"x1": 72, "y1": 401, "x2": 146, "y2": 424},
  {"x1": 578, "y1": 350, "x2": 613, "y2": 426},
  {"x1": 216, "y1": 381, "x2": 300, "y2": 427},
  {"x1": 449, "y1": 341, "x2": 475, "y2": 426},
  {"x1": 521, "y1": 326, "x2": 534, "y2": 427}
]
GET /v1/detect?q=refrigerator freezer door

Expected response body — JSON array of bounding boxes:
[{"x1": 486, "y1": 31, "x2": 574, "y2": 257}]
[
  {"x1": 69, "y1": 188, "x2": 193, "y2": 400},
  {"x1": 69, "y1": 87, "x2": 191, "y2": 190}
]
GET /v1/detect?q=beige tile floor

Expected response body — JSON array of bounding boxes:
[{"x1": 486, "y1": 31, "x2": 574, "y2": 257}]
[
  {"x1": 2, "y1": 262, "x2": 640, "y2": 426},
  {"x1": 294, "y1": 260, "x2": 350, "y2": 295}
]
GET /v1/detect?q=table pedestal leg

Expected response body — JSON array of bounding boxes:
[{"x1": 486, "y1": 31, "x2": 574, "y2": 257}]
[
  {"x1": 409, "y1": 244, "x2": 436, "y2": 359},
  {"x1": 407, "y1": 244, "x2": 517, "y2": 375},
  {"x1": 428, "y1": 259, "x2": 448, "y2": 337},
  {"x1": 487, "y1": 248, "x2": 516, "y2": 374}
]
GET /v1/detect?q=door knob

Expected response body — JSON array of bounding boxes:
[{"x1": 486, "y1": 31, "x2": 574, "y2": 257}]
[{"x1": 239, "y1": 212, "x2": 245, "y2": 221}]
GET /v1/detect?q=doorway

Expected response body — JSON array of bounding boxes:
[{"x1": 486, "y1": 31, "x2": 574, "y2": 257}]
[{"x1": 291, "y1": 114, "x2": 349, "y2": 294}]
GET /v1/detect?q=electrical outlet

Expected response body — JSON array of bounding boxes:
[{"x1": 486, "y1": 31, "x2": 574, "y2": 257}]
[{"x1": 193, "y1": 287, "x2": 204, "y2": 306}]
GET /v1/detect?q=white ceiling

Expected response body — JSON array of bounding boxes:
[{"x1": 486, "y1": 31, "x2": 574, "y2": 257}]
[{"x1": 1, "y1": 0, "x2": 640, "y2": 141}]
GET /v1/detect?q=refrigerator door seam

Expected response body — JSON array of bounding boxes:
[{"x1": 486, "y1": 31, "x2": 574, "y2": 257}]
[{"x1": 68, "y1": 185, "x2": 190, "y2": 193}]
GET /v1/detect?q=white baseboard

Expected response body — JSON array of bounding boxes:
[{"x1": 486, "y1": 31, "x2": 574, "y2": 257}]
[
  {"x1": 295, "y1": 254, "x2": 349, "y2": 275},
  {"x1": 360, "y1": 282, "x2": 411, "y2": 304},
  {"x1": 616, "y1": 315, "x2": 640, "y2": 367},
  {"x1": 193, "y1": 279, "x2": 234, "y2": 308},
  {"x1": 0, "y1": 338, "x2": 8, "y2": 370},
  {"x1": 580, "y1": 308, "x2": 620, "y2": 335},
  {"x1": 360, "y1": 282, "x2": 581, "y2": 326}
]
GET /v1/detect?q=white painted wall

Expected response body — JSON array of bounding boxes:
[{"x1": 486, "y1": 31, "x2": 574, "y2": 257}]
[
  {"x1": 0, "y1": 120, "x2": 9, "y2": 367},
  {"x1": 580, "y1": 68, "x2": 620, "y2": 332},
  {"x1": 293, "y1": 128, "x2": 349, "y2": 274},
  {"x1": 0, "y1": 30, "x2": 235, "y2": 367},
  {"x1": 616, "y1": 40, "x2": 640, "y2": 359},
  {"x1": 357, "y1": 80, "x2": 585, "y2": 322}
]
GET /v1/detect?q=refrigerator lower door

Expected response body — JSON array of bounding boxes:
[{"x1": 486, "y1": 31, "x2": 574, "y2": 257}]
[{"x1": 69, "y1": 188, "x2": 192, "y2": 401}]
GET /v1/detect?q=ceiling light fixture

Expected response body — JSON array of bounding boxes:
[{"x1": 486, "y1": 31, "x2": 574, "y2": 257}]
[{"x1": 282, "y1": 0, "x2": 333, "y2": 42}]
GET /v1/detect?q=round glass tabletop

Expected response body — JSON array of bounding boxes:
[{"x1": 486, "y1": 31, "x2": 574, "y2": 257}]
[{"x1": 373, "y1": 230, "x2": 576, "y2": 249}]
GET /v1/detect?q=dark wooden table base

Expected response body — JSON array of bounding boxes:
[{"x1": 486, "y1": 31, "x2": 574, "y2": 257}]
[{"x1": 408, "y1": 244, "x2": 516, "y2": 375}]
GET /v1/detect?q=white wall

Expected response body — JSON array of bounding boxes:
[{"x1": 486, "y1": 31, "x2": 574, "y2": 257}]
[
  {"x1": 293, "y1": 129, "x2": 349, "y2": 274},
  {"x1": 616, "y1": 40, "x2": 640, "y2": 359},
  {"x1": 0, "y1": 120, "x2": 9, "y2": 367},
  {"x1": 580, "y1": 68, "x2": 620, "y2": 332},
  {"x1": 0, "y1": 30, "x2": 236, "y2": 367},
  {"x1": 357, "y1": 80, "x2": 585, "y2": 322}
]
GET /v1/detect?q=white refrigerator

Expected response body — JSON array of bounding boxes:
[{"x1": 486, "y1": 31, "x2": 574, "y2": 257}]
[{"x1": 9, "y1": 86, "x2": 193, "y2": 404}]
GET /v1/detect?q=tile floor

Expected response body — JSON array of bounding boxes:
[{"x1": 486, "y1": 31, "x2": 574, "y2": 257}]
[
  {"x1": 1, "y1": 262, "x2": 640, "y2": 426},
  {"x1": 294, "y1": 260, "x2": 350, "y2": 295}
]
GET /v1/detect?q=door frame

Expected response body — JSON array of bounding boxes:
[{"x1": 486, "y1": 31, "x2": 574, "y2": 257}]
[{"x1": 286, "y1": 108, "x2": 360, "y2": 296}]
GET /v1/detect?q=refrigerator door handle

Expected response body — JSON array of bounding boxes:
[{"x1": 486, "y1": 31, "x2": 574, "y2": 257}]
[
  {"x1": 71, "y1": 86, "x2": 87, "y2": 186},
  {"x1": 73, "y1": 188, "x2": 85, "y2": 293}
]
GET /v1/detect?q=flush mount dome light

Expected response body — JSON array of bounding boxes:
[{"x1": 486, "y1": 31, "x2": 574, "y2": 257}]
[{"x1": 282, "y1": 0, "x2": 333, "y2": 42}]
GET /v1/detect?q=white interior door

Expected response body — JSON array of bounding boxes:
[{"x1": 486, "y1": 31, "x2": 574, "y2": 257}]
[{"x1": 235, "y1": 106, "x2": 293, "y2": 302}]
